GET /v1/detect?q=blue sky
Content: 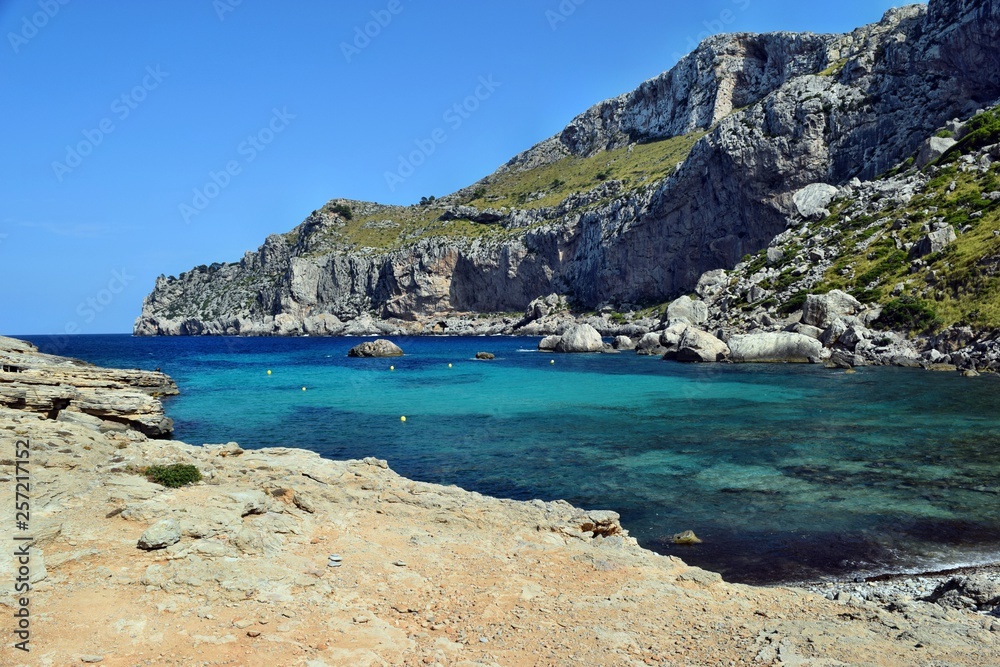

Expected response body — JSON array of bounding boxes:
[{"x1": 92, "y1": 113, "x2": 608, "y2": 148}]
[{"x1": 1, "y1": 0, "x2": 917, "y2": 334}]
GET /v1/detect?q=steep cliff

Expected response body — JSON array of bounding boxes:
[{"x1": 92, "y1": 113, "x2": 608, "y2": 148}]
[{"x1": 135, "y1": 0, "x2": 1000, "y2": 337}]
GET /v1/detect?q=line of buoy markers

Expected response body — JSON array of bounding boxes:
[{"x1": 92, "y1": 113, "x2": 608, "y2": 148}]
[{"x1": 268, "y1": 356, "x2": 555, "y2": 418}]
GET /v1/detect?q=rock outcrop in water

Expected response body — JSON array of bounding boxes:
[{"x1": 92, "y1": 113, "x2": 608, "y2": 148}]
[
  {"x1": 2, "y1": 336, "x2": 999, "y2": 665},
  {"x1": 347, "y1": 339, "x2": 404, "y2": 358},
  {"x1": 135, "y1": 0, "x2": 1000, "y2": 340}
]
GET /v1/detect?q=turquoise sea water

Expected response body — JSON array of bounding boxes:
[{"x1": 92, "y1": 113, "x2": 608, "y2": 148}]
[{"x1": 24, "y1": 334, "x2": 1000, "y2": 584}]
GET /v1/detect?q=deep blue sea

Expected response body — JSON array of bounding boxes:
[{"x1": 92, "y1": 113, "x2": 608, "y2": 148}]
[{"x1": 23, "y1": 334, "x2": 1000, "y2": 585}]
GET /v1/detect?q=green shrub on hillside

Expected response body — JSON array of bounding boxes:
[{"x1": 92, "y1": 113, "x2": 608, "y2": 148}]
[
  {"x1": 875, "y1": 297, "x2": 941, "y2": 332},
  {"x1": 778, "y1": 291, "x2": 809, "y2": 314},
  {"x1": 329, "y1": 203, "x2": 353, "y2": 220},
  {"x1": 144, "y1": 464, "x2": 202, "y2": 488}
]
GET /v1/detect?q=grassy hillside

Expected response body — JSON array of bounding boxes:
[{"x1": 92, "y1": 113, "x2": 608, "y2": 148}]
[
  {"x1": 466, "y1": 131, "x2": 707, "y2": 210},
  {"x1": 721, "y1": 108, "x2": 1000, "y2": 333},
  {"x1": 297, "y1": 131, "x2": 706, "y2": 252},
  {"x1": 813, "y1": 111, "x2": 1000, "y2": 329}
]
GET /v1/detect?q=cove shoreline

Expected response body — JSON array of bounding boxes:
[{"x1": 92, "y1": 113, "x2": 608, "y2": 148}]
[
  {"x1": 19, "y1": 337, "x2": 992, "y2": 586},
  {"x1": 2, "y1": 333, "x2": 1000, "y2": 663}
]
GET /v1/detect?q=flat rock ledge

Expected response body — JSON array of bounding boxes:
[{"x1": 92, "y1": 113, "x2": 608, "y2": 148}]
[
  {"x1": 1, "y1": 337, "x2": 998, "y2": 666},
  {"x1": 0, "y1": 335, "x2": 177, "y2": 437}
]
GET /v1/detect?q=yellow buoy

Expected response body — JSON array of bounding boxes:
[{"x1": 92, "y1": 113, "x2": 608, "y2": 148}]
[
  {"x1": 448, "y1": 363, "x2": 452, "y2": 368},
  {"x1": 267, "y1": 369, "x2": 272, "y2": 375},
  {"x1": 390, "y1": 365, "x2": 395, "y2": 371},
  {"x1": 400, "y1": 416, "x2": 407, "y2": 422},
  {"x1": 302, "y1": 387, "x2": 307, "y2": 391},
  {"x1": 550, "y1": 360, "x2": 555, "y2": 365}
]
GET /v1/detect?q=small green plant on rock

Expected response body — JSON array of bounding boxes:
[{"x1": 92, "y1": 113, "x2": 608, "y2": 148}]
[{"x1": 143, "y1": 463, "x2": 202, "y2": 488}]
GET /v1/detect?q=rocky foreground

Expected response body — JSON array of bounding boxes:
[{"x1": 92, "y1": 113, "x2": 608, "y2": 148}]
[{"x1": 2, "y1": 335, "x2": 999, "y2": 667}]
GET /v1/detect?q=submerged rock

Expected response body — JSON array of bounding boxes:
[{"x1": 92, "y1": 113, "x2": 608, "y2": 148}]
[
  {"x1": 347, "y1": 339, "x2": 404, "y2": 357},
  {"x1": 671, "y1": 530, "x2": 703, "y2": 545},
  {"x1": 475, "y1": 352, "x2": 495, "y2": 360}
]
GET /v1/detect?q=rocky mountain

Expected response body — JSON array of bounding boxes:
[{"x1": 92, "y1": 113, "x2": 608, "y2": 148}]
[{"x1": 135, "y1": 0, "x2": 1000, "y2": 338}]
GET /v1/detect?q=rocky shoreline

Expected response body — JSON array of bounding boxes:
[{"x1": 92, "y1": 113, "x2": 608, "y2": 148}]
[{"x1": 2, "y1": 334, "x2": 999, "y2": 665}]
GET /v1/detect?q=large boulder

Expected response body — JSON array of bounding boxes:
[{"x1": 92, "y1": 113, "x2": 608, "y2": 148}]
[
  {"x1": 792, "y1": 183, "x2": 839, "y2": 219},
  {"x1": 927, "y1": 575, "x2": 1000, "y2": 614},
  {"x1": 347, "y1": 339, "x2": 404, "y2": 357},
  {"x1": 555, "y1": 324, "x2": 604, "y2": 353},
  {"x1": 537, "y1": 335, "x2": 561, "y2": 351},
  {"x1": 727, "y1": 332, "x2": 824, "y2": 364},
  {"x1": 912, "y1": 224, "x2": 957, "y2": 257},
  {"x1": 664, "y1": 296, "x2": 708, "y2": 326},
  {"x1": 675, "y1": 328, "x2": 729, "y2": 363},
  {"x1": 916, "y1": 135, "x2": 957, "y2": 168},
  {"x1": 695, "y1": 269, "x2": 728, "y2": 298},
  {"x1": 612, "y1": 336, "x2": 635, "y2": 351},
  {"x1": 635, "y1": 332, "x2": 668, "y2": 356},
  {"x1": 820, "y1": 317, "x2": 853, "y2": 347},
  {"x1": 801, "y1": 290, "x2": 863, "y2": 329}
]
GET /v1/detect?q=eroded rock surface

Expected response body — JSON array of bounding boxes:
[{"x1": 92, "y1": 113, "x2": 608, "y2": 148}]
[{"x1": 0, "y1": 336, "x2": 176, "y2": 437}]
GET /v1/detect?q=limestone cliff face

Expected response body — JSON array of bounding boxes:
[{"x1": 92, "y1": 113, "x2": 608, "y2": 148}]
[{"x1": 135, "y1": 0, "x2": 1000, "y2": 336}]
